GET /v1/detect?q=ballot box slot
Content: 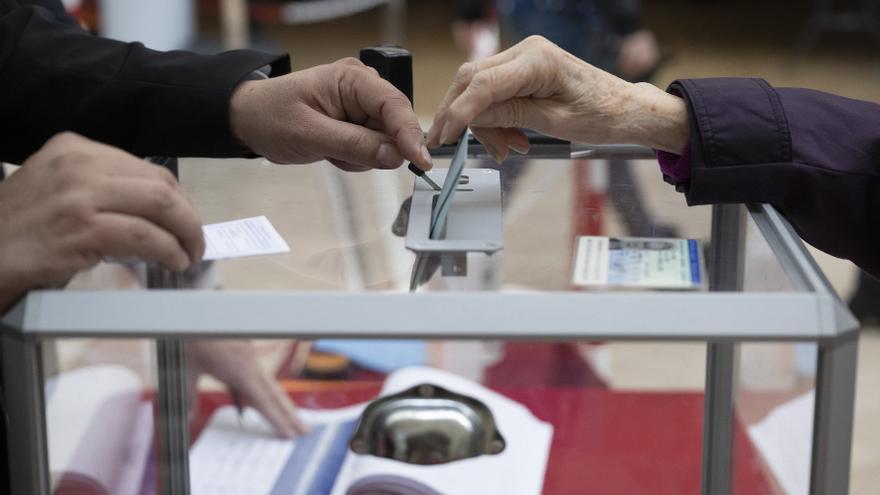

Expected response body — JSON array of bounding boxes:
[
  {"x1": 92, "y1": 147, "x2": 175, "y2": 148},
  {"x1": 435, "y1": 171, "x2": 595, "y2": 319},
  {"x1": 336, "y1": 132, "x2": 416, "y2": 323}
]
[
  {"x1": 405, "y1": 167, "x2": 503, "y2": 286},
  {"x1": 405, "y1": 168, "x2": 503, "y2": 254}
]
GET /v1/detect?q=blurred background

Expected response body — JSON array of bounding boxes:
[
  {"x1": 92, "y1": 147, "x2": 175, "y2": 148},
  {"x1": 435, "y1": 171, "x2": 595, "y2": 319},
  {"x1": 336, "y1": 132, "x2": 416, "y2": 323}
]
[{"x1": 47, "y1": 0, "x2": 880, "y2": 493}]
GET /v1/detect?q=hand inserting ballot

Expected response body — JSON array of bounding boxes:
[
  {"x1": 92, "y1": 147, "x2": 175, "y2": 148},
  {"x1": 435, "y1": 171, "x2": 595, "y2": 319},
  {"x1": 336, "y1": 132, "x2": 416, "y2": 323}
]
[
  {"x1": 426, "y1": 35, "x2": 689, "y2": 162},
  {"x1": 230, "y1": 58, "x2": 433, "y2": 173},
  {"x1": 0, "y1": 133, "x2": 204, "y2": 312}
]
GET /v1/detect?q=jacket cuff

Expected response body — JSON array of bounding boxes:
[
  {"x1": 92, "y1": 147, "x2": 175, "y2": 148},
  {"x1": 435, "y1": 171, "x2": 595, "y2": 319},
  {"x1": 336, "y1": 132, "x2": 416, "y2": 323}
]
[
  {"x1": 118, "y1": 48, "x2": 291, "y2": 158},
  {"x1": 667, "y1": 78, "x2": 793, "y2": 205}
]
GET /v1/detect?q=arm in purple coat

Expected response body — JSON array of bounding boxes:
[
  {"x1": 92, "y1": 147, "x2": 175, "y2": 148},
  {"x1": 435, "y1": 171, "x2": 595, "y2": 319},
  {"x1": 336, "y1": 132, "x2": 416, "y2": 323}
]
[{"x1": 662, "y1": 78, "x2": 880, "y2": 278}]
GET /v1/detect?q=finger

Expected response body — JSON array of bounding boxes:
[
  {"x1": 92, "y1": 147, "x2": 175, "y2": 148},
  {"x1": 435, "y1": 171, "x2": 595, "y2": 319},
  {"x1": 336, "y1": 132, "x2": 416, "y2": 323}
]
[
  {"x1": 86, "y1": 143, "x2": 182, "y2": 185},
  {"x1": 41, "y1": 132, "x2": 183, "y2": 188},
  {"x1": 472, "y1": 127, "x2": 531, "y2": 161},
  {"x1": 426, "y1": 50, "x2": 518, "y2": 147},
  {"x1": 470, "y1": 127, "x2": 509, "y2": 163},
  {"x1": 88, "y1": 213, "x2": 191, "y2": 270},
  {"x1": 503, "y1": 127, "x2": 531, "y2": 154},
  {"x1": 266, "y1": 378, "x2": 310, "y2": 435},
  {"x1": 313, "y1": 115, "x2": 406, "y2": 170},
  {"x1": 439, "y1": 62, "x2": 539, "y2": 145},
  {"x1": 239, "y1": 375, "x2": 309, "y2": 438},
  {"x1": 471, "y1": 98, "x2": 548, "y2": 134},
  {"x1": 343, "y1": 69, "x2": 433, "y2": 171},
  {"x1": 328, "y1": 158, "x2": 372, "y2": 173},
  {"x1": 239, "y1": 380, "x2": 297, "y2": 438},
  {"x1": 94, "y1": 177, "x2": 204, "y2": 263}
]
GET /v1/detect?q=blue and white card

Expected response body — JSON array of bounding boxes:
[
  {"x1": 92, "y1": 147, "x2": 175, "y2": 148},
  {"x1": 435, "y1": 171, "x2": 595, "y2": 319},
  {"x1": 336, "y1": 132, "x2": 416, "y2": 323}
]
[{"x1": 573, "y1": 236, "x2": 705, "y2": 290}]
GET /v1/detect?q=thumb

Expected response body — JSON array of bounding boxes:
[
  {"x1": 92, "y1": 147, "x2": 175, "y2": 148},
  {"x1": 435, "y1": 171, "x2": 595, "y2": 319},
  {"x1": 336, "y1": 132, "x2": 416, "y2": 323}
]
[
  {"x1": 314, "y1": 115, "x2": 405, "y2": 170},
  {"x1": 471, "y1": 98, "x2": 549, "y2": 132}
]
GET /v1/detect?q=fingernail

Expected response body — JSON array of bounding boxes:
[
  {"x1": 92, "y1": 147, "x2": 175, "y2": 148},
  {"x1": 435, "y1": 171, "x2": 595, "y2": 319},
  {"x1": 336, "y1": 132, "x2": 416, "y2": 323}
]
[
  {"x1": 485, "y1": 143, "x2": 503, "y2": 164},
  {"x1": 510, "y1": 142, "x2": 530, "y2": 155},
  {"x1": 419, "y1": 145, "x2": 433, "y2": 170},
  {"x1": 376, "y1": 143, "x2": 403, "y2": 169}
]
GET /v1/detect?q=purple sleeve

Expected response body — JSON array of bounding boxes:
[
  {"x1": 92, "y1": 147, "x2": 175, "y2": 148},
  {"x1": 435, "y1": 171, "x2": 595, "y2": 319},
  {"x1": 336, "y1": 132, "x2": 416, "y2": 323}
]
[
  {"x1": 667, "y1": 78, "x2": 880, "y2": 278},
  {"x1": 656, "y1": 141, "x2": 692, "y2": 182}
]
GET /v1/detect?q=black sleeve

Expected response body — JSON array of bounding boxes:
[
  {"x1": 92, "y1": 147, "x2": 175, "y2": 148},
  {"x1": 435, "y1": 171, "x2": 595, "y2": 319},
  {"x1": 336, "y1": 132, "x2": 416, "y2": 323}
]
[
  {"x1": 596, "y1": 0, "x2": 642, "y2": 36},
  {"x1": 670, "y1": 78, "x2": 880, "y2": 278},
  {"x1": 0, "y1": 2, "x2": 291, "y2": 163}
]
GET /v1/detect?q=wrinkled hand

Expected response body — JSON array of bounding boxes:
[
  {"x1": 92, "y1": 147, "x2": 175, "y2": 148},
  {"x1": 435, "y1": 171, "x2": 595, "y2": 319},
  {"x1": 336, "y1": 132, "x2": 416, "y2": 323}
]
[
  {"x1": 187, "y1": 340, "x2": 309, "y2": 438},
  {"x1": 230, "y1": 58, "x2": 433, "y2": 172},
  {"x1": 426, "y1": 36, "x2": 689, "y2": 161},
  {"x1": 0, "y1": 133, "x2": 204, "y2": 311}
]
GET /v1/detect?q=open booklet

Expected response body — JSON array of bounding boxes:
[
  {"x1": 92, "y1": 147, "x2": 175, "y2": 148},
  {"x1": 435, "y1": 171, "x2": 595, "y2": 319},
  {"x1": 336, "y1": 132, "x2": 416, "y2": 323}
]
[
  {"x1": 48, "y1": 365, "x2": 153, "y2": 495},
  {"x1": 190, "y1": 366, "x2": 554, "y2": 495}
]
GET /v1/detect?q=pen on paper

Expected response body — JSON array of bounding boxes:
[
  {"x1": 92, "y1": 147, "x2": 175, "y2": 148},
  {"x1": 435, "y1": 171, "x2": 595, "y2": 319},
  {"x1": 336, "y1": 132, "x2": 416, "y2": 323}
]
[{"x1": 231, "y1": 389, "x2": 244, "y2": 428}]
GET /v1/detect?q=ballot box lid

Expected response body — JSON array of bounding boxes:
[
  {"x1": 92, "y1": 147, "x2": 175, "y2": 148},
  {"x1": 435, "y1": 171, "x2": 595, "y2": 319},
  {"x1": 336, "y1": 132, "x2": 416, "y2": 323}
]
[{"x1": 3, "y1": 154, "x2": 857, "y2": 340}]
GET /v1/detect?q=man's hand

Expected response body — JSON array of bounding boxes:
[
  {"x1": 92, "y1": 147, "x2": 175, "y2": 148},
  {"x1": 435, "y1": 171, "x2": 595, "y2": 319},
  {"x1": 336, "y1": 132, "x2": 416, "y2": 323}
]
[
  {"x1": 426, "y1": 36, "x2": 689, "y2": 162},
  {"x1": 186, "y1": 340, "x2": 309, "y2": 438},
  {"x1": 0, "y1": 132, "x2": 204, "y2": 311},
  {"x1": 230, "y1": 58, "x2": 433, "y2": 172}
]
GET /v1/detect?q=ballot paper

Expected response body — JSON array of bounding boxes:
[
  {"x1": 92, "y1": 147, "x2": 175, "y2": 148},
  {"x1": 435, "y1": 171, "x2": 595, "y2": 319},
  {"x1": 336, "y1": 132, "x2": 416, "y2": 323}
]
[
  {"x1": 430, "y1": 129, "x2": 469, "y2": 239},
  {"x1": 572, "y1": 236, "x2": 705, "y2": 289},
  {"x1": 190, "y1": 367, "x2": 553, "y2": 495},
  {"x1": 202, "y1": 215, "x2": 290, "y2": 260},
  {"x1": 747, "y1": 392, "x2": 814, "y2": 495}
]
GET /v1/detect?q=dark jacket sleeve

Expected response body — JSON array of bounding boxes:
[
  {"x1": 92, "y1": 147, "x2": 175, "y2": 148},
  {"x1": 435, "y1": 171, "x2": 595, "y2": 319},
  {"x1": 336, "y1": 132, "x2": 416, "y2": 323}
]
[
  {"x1": 0, "y1": 2, "x2": 291, "y2": 163},
  {"x1": 669, "y1": 77, "x2": 880, "y2": 278}
]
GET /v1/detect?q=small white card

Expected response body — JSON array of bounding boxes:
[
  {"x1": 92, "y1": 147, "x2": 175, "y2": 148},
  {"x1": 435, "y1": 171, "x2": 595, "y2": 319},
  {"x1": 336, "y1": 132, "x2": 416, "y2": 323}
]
[
  {"x1": 572, "y1": 236, "x2": 704, "y2": 290},
  {"x1": 202, "y1": 216, "x2": 290, "y2": 261}
]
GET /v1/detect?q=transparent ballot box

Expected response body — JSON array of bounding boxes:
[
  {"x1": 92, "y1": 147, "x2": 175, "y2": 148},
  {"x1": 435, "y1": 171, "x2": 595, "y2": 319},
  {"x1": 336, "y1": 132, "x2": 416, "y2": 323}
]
[{"x1": 1, "y1": 144, "x2": 858, "y2": 495}]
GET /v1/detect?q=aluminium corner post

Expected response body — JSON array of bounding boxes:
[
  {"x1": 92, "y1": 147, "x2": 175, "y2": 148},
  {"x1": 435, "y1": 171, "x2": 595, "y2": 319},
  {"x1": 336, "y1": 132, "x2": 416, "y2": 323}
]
[
  {"x1": 149, "y1": 156, "x2": 191, "y2": 495},
  {"x1": 1, "y1": 330, "x2": 50, "y2": 494},
  {"x1": 151, "y1": 264, "x2": 192, "y2": 495},
  {"x1": 750, "y1": 202, "x2": 860, "y2": 494},
  {"x1": 701, "y1": 203, "x2": 746, "y2": 495},
  {"x1": 810, "y1": 329, "x2": 859, "y2": 494},
  {"x1": 156, "y1": 337, "x2": 190, "y2": 495}
]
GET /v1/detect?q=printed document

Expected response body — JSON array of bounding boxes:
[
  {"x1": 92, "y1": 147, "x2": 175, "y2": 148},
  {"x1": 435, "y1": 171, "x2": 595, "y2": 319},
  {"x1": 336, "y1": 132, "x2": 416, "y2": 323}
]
[{"x1": 202, "y1": 215, "x2": 290, "y2": 260}]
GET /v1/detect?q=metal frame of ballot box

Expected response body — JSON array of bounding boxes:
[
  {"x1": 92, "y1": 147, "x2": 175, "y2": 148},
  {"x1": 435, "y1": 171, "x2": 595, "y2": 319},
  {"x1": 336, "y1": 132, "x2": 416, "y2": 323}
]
[{"x1": 0, "y1": 143, "x2": 860, "y2": 495}]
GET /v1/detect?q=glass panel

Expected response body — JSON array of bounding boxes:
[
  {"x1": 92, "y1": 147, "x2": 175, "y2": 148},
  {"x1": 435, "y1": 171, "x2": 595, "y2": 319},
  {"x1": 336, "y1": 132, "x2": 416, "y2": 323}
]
[
  {"x1": 43, "y1": 337, "x2": 158, "y2": 495},
  {"x1": 733, "y1": 342, "x2": 817, "y2": 495},
  {"x1": 36, "y1": 154, "x2": 821, "y2": 493},
  {"x1": 187, "y1": 338, "x2": 709, "y2": 494},
  {"x1": 741, "y1": 207, "x2": 798, "y2": 293},
  {"x1": 43, "y1": 266, "x2": 159, "y2": 495},
  {"x1": 176, "y1": 155, "x2": 801, "y2": 294}
]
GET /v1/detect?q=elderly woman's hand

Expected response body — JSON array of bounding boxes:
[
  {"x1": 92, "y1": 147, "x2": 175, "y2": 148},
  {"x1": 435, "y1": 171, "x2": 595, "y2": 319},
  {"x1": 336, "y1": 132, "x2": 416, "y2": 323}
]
[{"x1": 426, "y1": 35, "x2": 689, "y2": 161}]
